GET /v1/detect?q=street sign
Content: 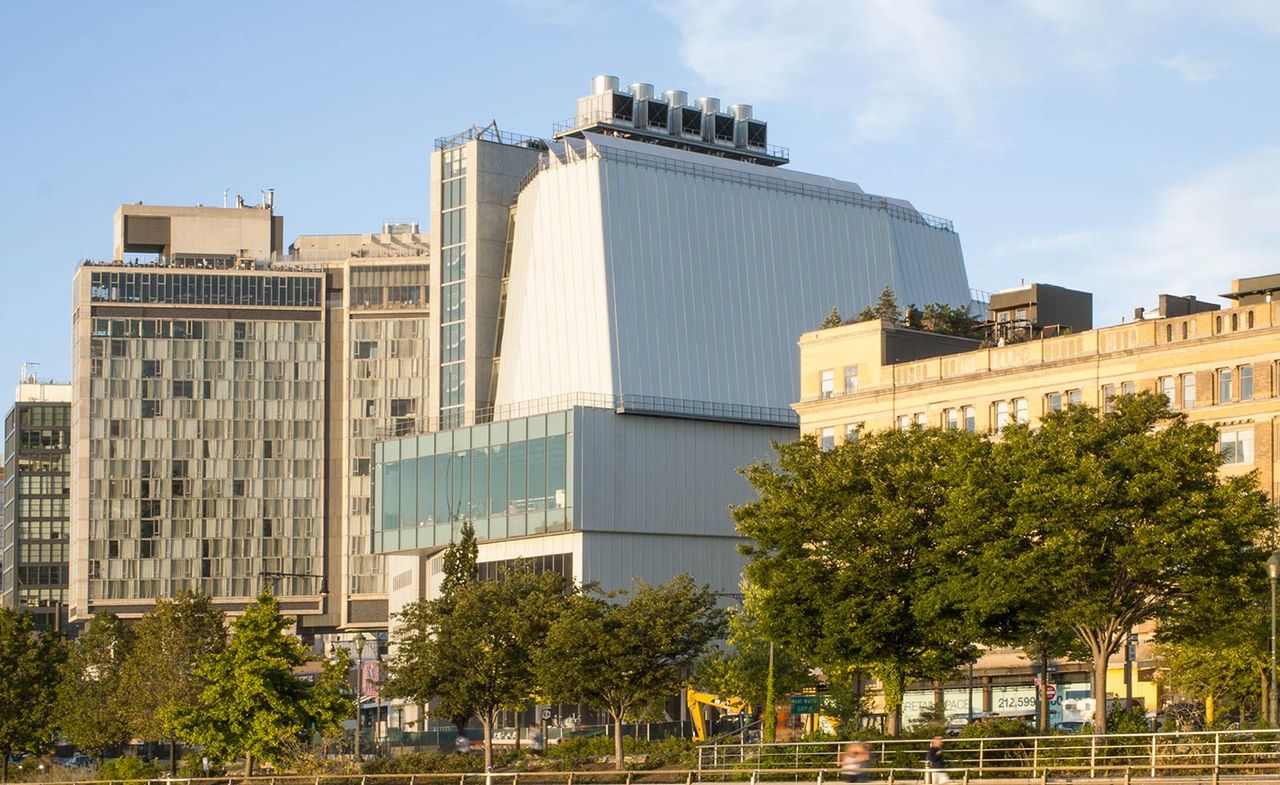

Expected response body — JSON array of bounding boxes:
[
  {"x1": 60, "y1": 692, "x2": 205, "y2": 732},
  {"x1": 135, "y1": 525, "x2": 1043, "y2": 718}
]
[
  {"x1": 541, "y1": 708, "x2": 552, "y2": 720},
  {"x1": 1045, "y1": 684, "x2": 1057, "y2": 701},
  {"x1": 791, "y1": 695, "x2": 821, "y2": 714}
]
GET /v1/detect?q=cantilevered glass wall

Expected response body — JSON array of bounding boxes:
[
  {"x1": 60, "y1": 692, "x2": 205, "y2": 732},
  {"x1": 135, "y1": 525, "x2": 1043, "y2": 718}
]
[{"x1": 373, "y1": 409, "x2": 572, "y2": 553}]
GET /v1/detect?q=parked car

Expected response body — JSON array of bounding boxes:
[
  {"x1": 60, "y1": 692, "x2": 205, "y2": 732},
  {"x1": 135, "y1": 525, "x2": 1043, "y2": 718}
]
[{"x1": 60, "y1": 754, "x2": 94, "y2": 769}]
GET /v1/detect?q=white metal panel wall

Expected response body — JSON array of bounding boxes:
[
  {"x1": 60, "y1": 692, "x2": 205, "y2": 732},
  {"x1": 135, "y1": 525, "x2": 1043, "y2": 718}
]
[
  {"x1": 496, "y1": 137, "x2": 970, "y2": 411},
  {"x1": 495, "y1": 158, "x2": 614, "y2": 407},
  {"x1": 579, "y1": 531, "x2": 747, "y2": 597},
  {"x1": 573, "y1": 408, "x2": 795, "y2": 538}
]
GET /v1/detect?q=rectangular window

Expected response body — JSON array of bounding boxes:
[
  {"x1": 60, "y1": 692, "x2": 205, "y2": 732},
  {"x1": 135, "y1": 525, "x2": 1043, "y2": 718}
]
[
  {"x1": 843, "y1": 365, "x2": 859, "y2": 394},
  {"x1": 898, "y1": 415, "x2": 911, "y2": 431},
  {"x1": 1220, "y1": 427, "x2": 1254, "y2": 465},
  {"x1": 820, "y1": 427, "x2": 835, "y2": 451},
  {"x1": 963, "y1": 406, "x2": 975, "y2": 433},
  {"x1": 819, "y1": 370, "x2": 834, "y2": 399},
  {"x1": 1102, "y1": 384, "x2": 1116, "y2": 413},
  {"x1": 994, "y1": 401, "x2": 1009, "y2": 432},
  {"x1": 945, "y1": 408, "x2": 958, "y2": 430},
  {"x1": 1158, "y1": 377, "x2": 1175, "y2": 408},
  {"x1": 1121, "y1": 381, "x2": 1136, "y2": 397},
  {"x1": 1181, "y1": 374, "x2": 1196, "y2": 409},
  {"x1": 1046, "y1": 393, "x2": 1062, "y2": 413},
  {"x1": 1067, "y1": 389, "x2": 1082, "y2": 407},
  {"x1": 914, "y1": 412, "x2": 927, "y2": 427},
  {"x1": 1240, "y1": 365, "x2": 1254, "y2": 401},
  {"x1": 845, "y1": 423, "x2": 861, "y2": 442},
  {"x1": 1014, "y1": 398, "x2": 1029, "y2": 424},
  {"x1": 1218, "y1": 368, "x2": 1233, "y2": 404}
]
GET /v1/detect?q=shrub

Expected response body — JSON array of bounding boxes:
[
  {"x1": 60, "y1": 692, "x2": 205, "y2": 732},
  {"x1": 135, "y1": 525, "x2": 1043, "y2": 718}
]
[{"x1": 97, "y1": 755, "x2": 161, "y2": 785}]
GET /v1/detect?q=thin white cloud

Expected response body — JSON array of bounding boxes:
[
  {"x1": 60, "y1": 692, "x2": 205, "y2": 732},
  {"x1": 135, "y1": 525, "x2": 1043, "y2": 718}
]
[
  {"x1": 1157, "y1": 54, "x2": 1224, "y2": 82},
  {"x1": 985, "y1": 148, "x2": 1280, "y2": 323},
  {"x1": 660, "y1": 0, "x2": 1275, "y2": 142}
]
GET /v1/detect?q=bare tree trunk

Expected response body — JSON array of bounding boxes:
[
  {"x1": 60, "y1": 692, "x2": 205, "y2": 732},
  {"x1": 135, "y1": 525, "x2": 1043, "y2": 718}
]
[
  {"x1": 245, "y1": 752, "x2": 253, "y2": 778},
  {"x1": 1040, "y1": 652, "x2": 1050, "y2": 734},
  {"x1": 481, "y1": 713, "x2": 493, "y2": 771},
  {"x1": 515, "y1": 710, "x2": 522, "y2": 753},
  {"x1": 613, "y1": 711, "x2": 625, "y2": 770},
  {"x1": 4, "y1": 752, "x2": 10, "y2": 783},
  {"x1": 169, "y1": 737, "x2": 178, "y2": 776},
  {"x1": 1093, "y1": 652, "x2": 1109, "y2": 734}
]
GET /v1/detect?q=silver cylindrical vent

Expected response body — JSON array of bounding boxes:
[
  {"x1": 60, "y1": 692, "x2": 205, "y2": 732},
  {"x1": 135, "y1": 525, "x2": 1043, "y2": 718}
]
[
  {"x1": 592, "y1": 74, "x2": 620, "y2": 94},
  {"x1": 697, "y1": 97, "x2": 721, "y2": 113},
  {"x1": 630, "y1": 82, "x2": 654, "y2": 100},
  {"x1": 730, "y1": 103, "x2": 753, "y2": 121},
  {"x1": 663, "y1": 89, "x2": 688, "y2": 107}
]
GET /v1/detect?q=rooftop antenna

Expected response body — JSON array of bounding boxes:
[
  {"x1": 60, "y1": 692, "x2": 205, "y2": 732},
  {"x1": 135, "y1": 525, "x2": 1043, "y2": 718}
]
[
  {"x1": 20, "y1": 362, "x2": 40, "y2": 385},
  {"x1": 223, "y1": 188, "x2": 229, "y2": 208}
]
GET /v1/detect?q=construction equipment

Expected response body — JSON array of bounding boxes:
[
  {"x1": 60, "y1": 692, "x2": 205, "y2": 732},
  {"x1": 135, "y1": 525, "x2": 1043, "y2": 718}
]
[{"x1": 687, "y1": 687, "x2": 752, "y2": 742}]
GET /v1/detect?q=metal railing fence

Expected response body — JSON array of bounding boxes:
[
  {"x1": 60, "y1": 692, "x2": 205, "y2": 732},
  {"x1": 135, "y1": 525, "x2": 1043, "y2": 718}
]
[{"x1": 697, "y1": 728, "x2": 1280, "y2": 779}]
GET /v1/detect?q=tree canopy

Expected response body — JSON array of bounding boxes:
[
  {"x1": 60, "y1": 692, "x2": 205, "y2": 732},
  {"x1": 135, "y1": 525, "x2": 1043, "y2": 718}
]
[
  {"x1": 176, "y1": 591, "x2": 320, "y2": 774},
  {"x1": 539, "y1": 575, "x2": 726, "y2": 767},
  {"x1": 56, "y1": 612, "x2": 133, "y2": 759},
  {"x1": 384, "y1": 562, "x2": 569, "y2": 770},
  {"x1": 118, "y1": 590, "x2": 226, "y2": 774},
  {"x1": 0, "y1": 610, "x2": 66, "y2": 782}
]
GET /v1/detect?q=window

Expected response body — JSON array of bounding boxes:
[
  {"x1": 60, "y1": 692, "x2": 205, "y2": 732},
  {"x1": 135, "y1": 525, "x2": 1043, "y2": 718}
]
[
  {"x1": 1248, "y1": 311, "x2": 1255, "y2": 329},
  {"x1": 1165, "y1": 324, "x2": 1173, "y2": 342},
  {"x1": 1181, "y1": 373, "x2": 1196, "y2": 409},
  {"x1": 1218, "y1": 368, "x2": 1233, "y2": 403},
  {"x1": 820, "y1": 427, "x2": 835, "y2": 451},
  {"x1": 914, "y1": 412, "x2": 928, "y2": 427},
  {"x1": 945, "y1": 408, "x2": 959, "y2": 430},
  {"x1": 1102, "y1": 384, "x2": 1117, "y2": 413},
  {"x1": 1215, "y1": 315, "x2": 1223, "y2": 333},
  {"x1": 844, "y1": 365, "x2": 859, "y2": 394},
  {"x1": 845, "y1": 423, "x2": 861, "y2": 442},
  {"x1": 1231, "y1": 313, "x2": 1239, "y2": 331},
  {"x1": 1240, "y1": 365, "x2": 1254, "y2": 401},
  {"x1": 1220, "y1": 427, "x2": 1254, "y2": 465},
  {"x1": 1159, "y1": 376, "x2": 1175, "y2": 407},
  {"x1": 1067, "y1": 389, "x2": 1082, "y2": 407},
  {"x1": 898, "y1": 415, "x2": 912, "y2": 431},
  {"x1": 1046, "y1": 393, "x2": 1062, "y2": 413},
  {"x1": 994, "y1": 401, "x2": 1009, "y2": 432},
  {"x1": 1182, "y1": 322, "x2": 1189, "y2": 339},
  {"x1": 1014, "y1": 398, "x2": 1029, "y2": 424},
  {"x1": 1121, "y1": 381, "x2": 1136, "y2": 397},
  {"x1": 819, "y1": 370, "x2": 834, "y2": 399},
  {"x1": 963, "y1": 406, "x2": 976, "y2": 433}
]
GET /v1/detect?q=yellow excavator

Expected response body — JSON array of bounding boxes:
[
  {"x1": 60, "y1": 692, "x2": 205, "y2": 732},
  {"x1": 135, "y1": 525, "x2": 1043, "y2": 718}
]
[{"x1": 686, "y1": 687, "x2": 753, "y2": 742}]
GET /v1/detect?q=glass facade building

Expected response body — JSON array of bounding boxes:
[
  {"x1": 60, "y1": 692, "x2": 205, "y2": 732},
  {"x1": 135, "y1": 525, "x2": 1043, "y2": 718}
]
[
  {"x1": 1, "y1": 391, "x2": 71, "y2": 631},
  {"x1": 374, "y1": 408, "x2": 571, "y2": 553}
]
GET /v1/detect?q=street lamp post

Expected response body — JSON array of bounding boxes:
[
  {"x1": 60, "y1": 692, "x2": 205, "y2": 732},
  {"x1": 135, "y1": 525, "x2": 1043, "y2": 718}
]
[
  {"x1": 1268, "y1": 553, "x2": 1280, "y2": 725},
  {"x1": 354, "y1": 632, "x2": 368, "y2": 762}
]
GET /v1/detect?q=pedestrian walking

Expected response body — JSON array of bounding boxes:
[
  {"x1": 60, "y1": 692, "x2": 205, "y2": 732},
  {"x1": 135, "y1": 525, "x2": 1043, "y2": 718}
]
[
  {"x1": 839, "y1": 741, "x2": 872, "y2": 782},
  {"x1": 925, "y1": 736, "x2": 949, "y2": 784}
]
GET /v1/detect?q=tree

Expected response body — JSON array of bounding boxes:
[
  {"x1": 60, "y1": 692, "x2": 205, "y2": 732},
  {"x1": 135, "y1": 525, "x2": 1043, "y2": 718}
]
[
  {"x1": 539, "y1": 575, "x2": 726, "y2": 768},
  {"x1": 0, "y1": 610, "x2": 66, "y2": 782},
  {"x1": 872, "y1": 286, "x2": 901, "y2": 324},
  {"x1": 176, "y1": 591, "x2": 317, "y2": 774},
  {"x1": 921, "y1": 303, "x2": 979, "y2": 338},
  {"x1": 820, "y1": 307, "x2": 843, "y2": 329},
  {"x1": 307, "y1": 649, "x2": 354, "y2": 747},
  {"x1": 733, "y1": 428, "x2": 987, "y2": 735},
  {"x1": 981, "y1": 393, "x2": 1276, "y2": 732},
  {"x1": 385, "y1": 564, "x2": 569, "y2": 770},
  {"x1": 697, "y1": 585, "x2": 810, "y2": 742},
  {"x1": 56, "y1": 612, "x2": 133, "y2": 759},
  {"x1": 439, "y1": 520, "x2": 478, "y2": 599},
  {"x1": 118, "y1": 590, "x2": 226, "y2": 774}
]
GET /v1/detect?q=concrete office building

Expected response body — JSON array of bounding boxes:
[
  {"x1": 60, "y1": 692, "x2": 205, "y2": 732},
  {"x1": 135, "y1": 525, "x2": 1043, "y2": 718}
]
[
  {"x1": 1, "y1": 376, "x2": 72, "y2": 631},
  {"x1": 376, "y1": 77, "x2": 975, "y2": 641},
  {"x1": 793, "y1": 273, "x2": 1280, "y2": 724},
  {"x1": 70, "y1": 200, "x2": 429, "y2": 630}
]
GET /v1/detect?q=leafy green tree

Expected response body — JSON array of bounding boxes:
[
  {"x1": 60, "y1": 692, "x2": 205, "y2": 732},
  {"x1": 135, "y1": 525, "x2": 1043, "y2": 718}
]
[
  {"x1": 307, "y1": 648, "x2": 354, "y2": 746},
  {"x1": 439, "y1": 520, "x2": 478, "y2": 600},
  {"x1": 57, "y1": 612, "x2": 133, "y2": 759},
  {"x1": 820, "y1": 307, "x2": 843, "y2": 329},
  {"x1": 976, "y1": 394, "x2": 1275, "y2": 732},
  {"x1": 1154, "y1": 637, "x2": 1263, "y2": 723},
  {"x1": 118, "y1": 590, "x2": 226, "y2": 774},
  {"x1": 921, "y1": 303, "x2": 979, "y2": 338},
  {"x1": 385, "y1": 564, "x2": 569, "y2": 770},
  {"x1": 0, "y1": 610, "x2": 66, "y2": 782},
  {"x1": 734, "y1": 428, "x2": 988, "y2": 735},
  {"x1": 176, "y1": 591, "x2": 316, "y2": 775},
  {"x1": 697, "y1": 585, "x2": 810, "y2": 742},
  {"x1": 872, "y1": 286, "x2": 901, "y2": 324},
  {"x1": 539, "y1": 575, "x2": 726, "y2": 768}
]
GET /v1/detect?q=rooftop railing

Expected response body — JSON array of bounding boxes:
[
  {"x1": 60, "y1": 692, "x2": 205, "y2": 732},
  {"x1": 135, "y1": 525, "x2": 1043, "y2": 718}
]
[
  {"x1": 434, "y1": 124, "x2": 549, "y2": 151},
  {"x1": 552, "y1": 108, "x2": 792, "y2": 162}
]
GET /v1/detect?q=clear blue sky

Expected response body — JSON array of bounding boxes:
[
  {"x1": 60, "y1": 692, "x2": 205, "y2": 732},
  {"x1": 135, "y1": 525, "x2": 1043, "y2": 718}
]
[{"x1": 2, "y1": 1, "x2": 1278, "y2": 413}]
